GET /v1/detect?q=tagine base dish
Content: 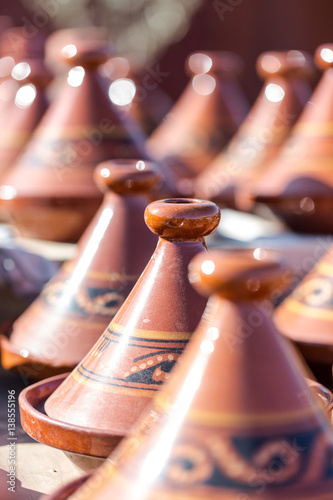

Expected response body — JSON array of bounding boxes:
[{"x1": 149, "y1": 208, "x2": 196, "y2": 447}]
[
  {"x1": 19, "y1": 373, "x2": 124, "y2": 470},
  {"x1": 255, "y1": 197, "x2": 333, "y2": 235},
  {"x1": 3, "y1": 197, "x2": 102, "y2": 243}
]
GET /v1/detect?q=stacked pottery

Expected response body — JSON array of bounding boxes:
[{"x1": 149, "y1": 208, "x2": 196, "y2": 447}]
[
  {"x1": 252, "y1": 44, "x2": 333, "y2": 233},
  {"x1": 1, "y1": 160, "x2": 160, "y2": 380},
  {"x1": 147, "y1": 51, "x2": 249, "y2": 194},
  {"x1": 43, "y1": 249, "x2": 333, "y2": 500},
  {"x1": 275, "y1": 244, "x2": 333, "y2": 384},
  {"x1": 0, "y1": 33, "x2": 146, "y2": 242},
  {"x1": 195, "y1": 50, "x2": 314, "y2": 210},
  {"x1": 19, "y1": 198, "x2": 220, "y2": 469}
]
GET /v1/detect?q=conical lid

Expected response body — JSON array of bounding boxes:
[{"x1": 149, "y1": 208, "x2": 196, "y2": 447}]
[
  {"x1": 1, "y1": 160, "x2": 160, "y2": 377},
  {"x1": 44, "y1": 198, "x2": 220, "y2": 436},
  {"x1": 0, "y1": 32, "x2": 146, "y2": 240},
  {"x1": 0, "y1": 57, "x2": 51, "y2": 179},
  {"x1": 147, "y1": 51, "x2": 249, "y2": 180},
  {"x1": 195, "y1": 50, "x2": 314, "y2": 210},
  {"x1": 275, "y1": 244, "x2": 333, "y2": 363},
  {"x1": 253, "y1": 44, "x2": 333, "y2": 233},
  {"x1": 66, "y1": 248, "x2": 333, "y2": 500}
]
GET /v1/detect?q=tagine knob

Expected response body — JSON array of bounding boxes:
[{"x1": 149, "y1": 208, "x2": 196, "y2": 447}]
[
  {"x1": 189, "y1": 247, "x2": 285, "y2": 300},
  {"x1": 94, "y1": 159, "x2": 162, "y2": 196},
  {"x1": 257, "y1": 50, "x2": 314, "y2": 80},
  {"x1": 144, "y1": 198, "x2": 221, "y2": 240}
]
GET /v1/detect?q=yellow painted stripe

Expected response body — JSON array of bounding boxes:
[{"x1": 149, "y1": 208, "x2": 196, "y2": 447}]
[
  {"x1": 72, "y1": 370, "x2": 156, "y2": 398},
  {"x1": 294, "y1": 122, "x2": 333, "y2": 136},
  {"x1": 154, "y1": 394, "x2": 321, "y2": 427},
  {"x1": 34, "y1": 125, "x2": 132, "y2": 140},
  {"x1": 185, "y1": 406, "x2": 321, "y2": 427},
  {"x1": 316, "y1": 261, "x2": 333, "y2": 277},
  {"x1": 285, "y1": 298, "x2": 333, "y2": 320},
  {"x1": 109, "y1": 321, "x2": 193, "y2": 341},
  {"x1": 30, "y1": 301, "x2": 109, "y2": 328},
  {"x1": 63, "y1": 262, "x2": 139, "y2": 281}
]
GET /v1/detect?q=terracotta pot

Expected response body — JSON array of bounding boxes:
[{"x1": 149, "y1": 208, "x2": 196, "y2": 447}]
[
  {"x1": 252, "y1": 44, "x2": 333, "y2": 233},
  {"x1": 147, "y1": 51, "x2": 249, "y2": 192},
  {"x1": 1, "y1": 160, "x2": 160, "y2": 379},
  {"x1": 19, "y1": 373, "x2": 122, "y2": 469},
  {"x1": 19, "y1": 198, "x2": 220, "y2": 466},
  {"x1": 195, "y1": 50, "x2": 314, "y2": 210},
  {"x1": 0, "y1": 31, "x2": 146, "y2": 242},
  {"x1": 64, "y1": 248, "x2": 333, "y2": 499},
  {"x1": 39, "y1": 377, "x2": 333, "y2": 499},
  {"x1": 275, "y1": 244, "x2": 333, "y2": 384}
]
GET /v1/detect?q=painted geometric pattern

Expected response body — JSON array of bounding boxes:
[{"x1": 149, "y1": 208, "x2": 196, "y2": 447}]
[{"x1": 74, "y1": 325, "x2": 191, "y2": 395}]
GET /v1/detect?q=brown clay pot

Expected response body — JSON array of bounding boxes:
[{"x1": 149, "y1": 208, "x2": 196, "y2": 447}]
[
  {"x1": 19, "y1": 198, "x2": 220, "y2": 465},
  {"x1": 275, "y1": 244, "x2": 333, "y2": 384},
  {"x1": 147, "y1": 51, "x2": 249, "y2": 190},
  {"x1": 1, "y1": 160, "x2": 160, "y2": 380},
  {"x1": 19, "y1": 373, "x2": 120, "y2": 470},
  {"x1": 195, "y1": 50, "x2": 314, "y2": 210},
  {"x1": 62, "y1": 248, "x2": 333, "y2": 499},
  {"x1": 0, "y1": 57, "x2": 51, "y2": 180},
  {"x1": 0, "y1": 32, "x2": 146, "y2": 242},
  {"x1": 19, "y1": 375, "x2": 333, "y2": 499},
  {"x1": 252, "y1": 44, "x2": 333, "y2": 233}
]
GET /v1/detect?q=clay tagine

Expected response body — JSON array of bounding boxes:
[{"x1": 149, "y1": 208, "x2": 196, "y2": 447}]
[
  {"x1": 195, "y1": 50, "x2": 314, "y2": 210},
  {"x1": 0, "y1": 57, "x2": 51, "y2": 180},
  {"x1": 53, "y1": 248, "x2": 333, "y2": 499},
  {"x1": 0, "y1": 32, "x2": 146, "y2": 242},
  {"x1": 147, "y1": 51, "x2": 249, "y2": 192},
  {"x1": 1, "y1": 160, "x2": 160, "y2": 380},
  {"x1": 19, "y1": 197, "x2": 220, "y2": 467},
  {"x1": 252, "y1": 44, "x2": 333, "y2": 233},
  {"x1": 275, "y1": 244, "x2": 333, "y2": 384}
]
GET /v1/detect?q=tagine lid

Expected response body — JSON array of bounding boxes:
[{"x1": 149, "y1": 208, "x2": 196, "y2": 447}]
[
  {"x1": 275, "y1": 244, "x2": 333, "y2": 348},
  {"x1": 63, "y1": 248, "x2": 333, "y2": 500},
  {"x1": 254, "y1": 44, "x2": 333, "y2": 201},
  {"x1": 2, "y1": 160, "x2": 160, "y2": 373},
  {"x1": 194, "y1": 50, "x2": 314, "y2": 208},
  {"x1": 0, "y1": 32, "x2": 145, "y2": 201},
  {"x1": 43, "y1": 199, "x2": 220, "y2": 437}
]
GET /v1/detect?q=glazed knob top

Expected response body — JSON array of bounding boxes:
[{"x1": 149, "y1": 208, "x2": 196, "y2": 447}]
[
  {"x1": 94, "y1": 160, "x2": 162, "y2": 196},
  {"x1": 315, "y1": 44, "x2": 333, "y2": 70},
  {"x1": 257, "y1": 50, "x2": 314, "y2": 80},
  {"x1": 60, "y1": 40, "x2": 110, "y2": 67},
  {"x1": 11, "y1": 59, "x2": 52, "y2": 87},
  {"x1": 186, "y1": 51, "x2": 244, "y2": 78},
  {"x1": 145, "y1": 198, "x2": 220, "y2": 240},
  {"x1": 189, "y1": 248, "x2": 284, "y2": 300}
]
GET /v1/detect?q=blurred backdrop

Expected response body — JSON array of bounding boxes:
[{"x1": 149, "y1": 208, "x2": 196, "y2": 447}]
[{"x1": 1, "y1": 0, "x2": 332, "y2": 103}]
